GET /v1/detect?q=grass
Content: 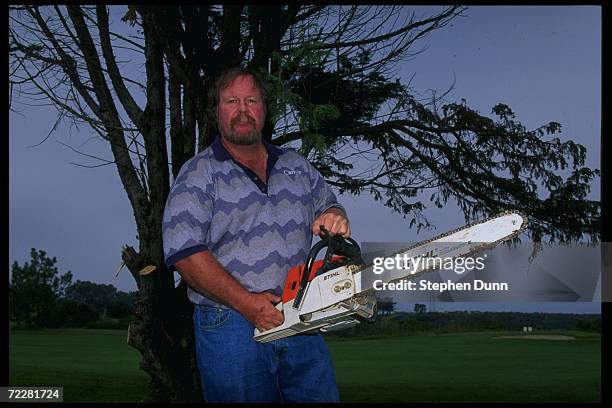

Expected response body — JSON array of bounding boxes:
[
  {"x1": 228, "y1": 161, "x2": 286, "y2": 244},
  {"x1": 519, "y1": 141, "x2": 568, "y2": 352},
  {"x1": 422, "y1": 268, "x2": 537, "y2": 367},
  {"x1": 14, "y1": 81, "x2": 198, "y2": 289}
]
[
  {"x1": 10, "y1": 328, "x2": 600, "y2": 402},
  {"x1": 9, "y1": 328, "x2": 150, "y2": 402},
  {"x1": 327, "y1": 330, "x2": 601, "y2": 402}
]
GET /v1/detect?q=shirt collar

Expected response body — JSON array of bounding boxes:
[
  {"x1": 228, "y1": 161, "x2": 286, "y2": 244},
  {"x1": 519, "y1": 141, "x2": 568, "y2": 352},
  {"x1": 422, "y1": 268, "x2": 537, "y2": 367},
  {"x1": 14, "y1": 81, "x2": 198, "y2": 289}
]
[{"x1": 211, "y1": 134, "x2": 282, "y2": 162}]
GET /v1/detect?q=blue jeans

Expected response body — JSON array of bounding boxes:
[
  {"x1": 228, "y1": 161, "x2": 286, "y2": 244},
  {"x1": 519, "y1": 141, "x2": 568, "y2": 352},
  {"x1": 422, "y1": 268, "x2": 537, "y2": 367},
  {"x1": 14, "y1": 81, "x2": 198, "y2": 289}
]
[{"x1": 193, "y1": 305, "x2": 341, "y2": 403}]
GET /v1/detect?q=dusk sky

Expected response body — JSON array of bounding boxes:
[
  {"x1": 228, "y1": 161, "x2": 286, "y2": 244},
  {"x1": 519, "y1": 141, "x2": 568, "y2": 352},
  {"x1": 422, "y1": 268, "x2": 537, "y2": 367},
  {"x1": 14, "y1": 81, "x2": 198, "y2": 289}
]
[{"x1": 9, "y1": 6, "x2": 601, "y2": 313}]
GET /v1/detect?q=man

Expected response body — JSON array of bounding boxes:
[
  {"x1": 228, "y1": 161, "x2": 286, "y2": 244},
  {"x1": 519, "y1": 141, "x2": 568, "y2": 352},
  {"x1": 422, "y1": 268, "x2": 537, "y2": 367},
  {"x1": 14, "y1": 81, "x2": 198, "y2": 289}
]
[{"x1": 162, "y1": 67, "x2": 349, "y2": 402}]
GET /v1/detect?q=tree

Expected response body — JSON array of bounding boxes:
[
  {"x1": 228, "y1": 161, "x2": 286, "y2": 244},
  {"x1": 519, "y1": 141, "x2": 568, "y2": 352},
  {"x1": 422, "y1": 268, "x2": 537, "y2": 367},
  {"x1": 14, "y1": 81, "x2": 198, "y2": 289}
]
[
  {"x1": 9, "y1": 248, "x2": 73, "y2": 327},
  {"x1": 43, "y1": 299, "x2": 100, "y2": 329},
  {"x1": 64, "y1": 280, "x2": 138, "y2": 318},
  {"x1": 65, "y1": 280, "x2": 118, "y2": 317},
  {"x1": 9, "y1": 5, "x2": 600, "y2": 401},
  {"x1": 107, "y1": 290, "x2": 139, "y2": 319},
  {"x1": 377, "y1": 296, "x2": 396, "y2": 315},
  {"x1": 414, "y1": 303, "x2": 427, "y2": 314}
]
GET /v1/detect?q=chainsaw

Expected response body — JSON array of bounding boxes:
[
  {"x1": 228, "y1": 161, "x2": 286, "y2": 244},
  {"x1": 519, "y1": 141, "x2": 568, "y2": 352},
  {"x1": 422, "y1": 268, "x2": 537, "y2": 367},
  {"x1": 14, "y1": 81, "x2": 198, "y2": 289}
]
[{"x1": 253, "y1": 211, "x2": 528, "y2": 342}]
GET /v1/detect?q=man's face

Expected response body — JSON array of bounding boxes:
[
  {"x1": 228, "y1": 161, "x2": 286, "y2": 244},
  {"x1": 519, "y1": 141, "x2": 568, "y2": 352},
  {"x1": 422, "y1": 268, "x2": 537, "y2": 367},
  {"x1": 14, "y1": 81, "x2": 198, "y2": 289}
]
[{"x1": 217, "y1": 74, "x2": 266, "y2": 145}]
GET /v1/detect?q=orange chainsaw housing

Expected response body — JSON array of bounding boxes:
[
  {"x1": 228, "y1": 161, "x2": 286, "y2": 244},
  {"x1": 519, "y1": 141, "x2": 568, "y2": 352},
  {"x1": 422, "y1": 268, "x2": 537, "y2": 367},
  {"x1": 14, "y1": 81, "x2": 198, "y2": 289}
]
[{"x1": 281, "y1": 256, "x2": 345, "y2": 303}]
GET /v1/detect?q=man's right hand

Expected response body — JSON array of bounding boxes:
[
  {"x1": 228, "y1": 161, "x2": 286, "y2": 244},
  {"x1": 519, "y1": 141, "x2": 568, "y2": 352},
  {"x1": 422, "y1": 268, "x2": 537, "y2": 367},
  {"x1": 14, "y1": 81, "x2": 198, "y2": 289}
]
[{"x1": 237, "y1": 292, "x2": 285, "y2": 332}]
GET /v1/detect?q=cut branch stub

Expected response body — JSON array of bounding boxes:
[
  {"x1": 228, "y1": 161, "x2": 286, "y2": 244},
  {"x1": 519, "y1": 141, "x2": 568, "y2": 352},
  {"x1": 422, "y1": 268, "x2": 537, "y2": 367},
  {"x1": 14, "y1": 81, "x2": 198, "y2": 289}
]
[{"x1": 139, "y1": 265, "x2": 157, "y2": 276}]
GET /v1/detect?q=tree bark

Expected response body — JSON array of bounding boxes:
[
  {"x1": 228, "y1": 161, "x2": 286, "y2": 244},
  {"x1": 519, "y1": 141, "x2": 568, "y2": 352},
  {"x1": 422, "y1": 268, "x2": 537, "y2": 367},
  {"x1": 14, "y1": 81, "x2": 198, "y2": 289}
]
[{"x1": 122, "y1": 246, "x2": 201, "y2": 401}]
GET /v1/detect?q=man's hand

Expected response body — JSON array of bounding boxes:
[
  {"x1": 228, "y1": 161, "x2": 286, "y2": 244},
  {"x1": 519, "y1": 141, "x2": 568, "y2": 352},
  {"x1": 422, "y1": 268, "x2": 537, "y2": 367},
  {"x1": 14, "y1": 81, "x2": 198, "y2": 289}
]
[
  {"x1": 312, "y1": 207, "x2": 351, "y2": 237},
  {"x1": 236, "y1": 292, "x2": 285, "y2": 332}
]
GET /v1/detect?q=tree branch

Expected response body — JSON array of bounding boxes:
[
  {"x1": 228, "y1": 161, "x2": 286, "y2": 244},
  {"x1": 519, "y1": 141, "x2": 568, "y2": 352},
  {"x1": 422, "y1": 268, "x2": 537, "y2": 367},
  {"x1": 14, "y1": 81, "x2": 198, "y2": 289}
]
[{"x1": 97, "y1": 5, "x2": 144, "y2": 127}]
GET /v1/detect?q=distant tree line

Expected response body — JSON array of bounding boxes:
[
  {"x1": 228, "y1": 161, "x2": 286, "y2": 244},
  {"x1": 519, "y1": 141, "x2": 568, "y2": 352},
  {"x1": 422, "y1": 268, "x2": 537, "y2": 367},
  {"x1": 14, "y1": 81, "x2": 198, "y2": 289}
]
[
  {"x1": 326, "y1": 310, "x2": 601, "y2": 338},
  {"x1": 9, "y1": 248, "x2": 137, "y2": 329}
]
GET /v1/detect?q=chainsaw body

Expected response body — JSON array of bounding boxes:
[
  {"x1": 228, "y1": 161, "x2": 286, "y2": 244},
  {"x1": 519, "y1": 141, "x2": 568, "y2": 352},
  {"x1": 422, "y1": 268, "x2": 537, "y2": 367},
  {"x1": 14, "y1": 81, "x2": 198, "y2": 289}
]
[{"x1": 253, "y1": 230, "x2": 376, "y2": 343}]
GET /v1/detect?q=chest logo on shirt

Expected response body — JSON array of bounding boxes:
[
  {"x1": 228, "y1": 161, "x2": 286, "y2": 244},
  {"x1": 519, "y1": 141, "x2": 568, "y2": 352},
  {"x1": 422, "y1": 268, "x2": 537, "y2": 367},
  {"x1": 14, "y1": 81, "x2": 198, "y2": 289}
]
[{"x1": 283, "y1": 170, "x2": 303, "y2": 176}]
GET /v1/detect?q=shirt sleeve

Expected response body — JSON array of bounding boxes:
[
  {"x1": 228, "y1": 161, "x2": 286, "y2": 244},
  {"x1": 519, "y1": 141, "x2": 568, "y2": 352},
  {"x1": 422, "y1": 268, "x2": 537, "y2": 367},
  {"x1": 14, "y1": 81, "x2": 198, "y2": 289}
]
[
  {"x1": 306, "y1": 161, "x2": 347, "y2": 219},
  {"x1": 162, "y1": 180, "x2": 214, "y2": 268}
]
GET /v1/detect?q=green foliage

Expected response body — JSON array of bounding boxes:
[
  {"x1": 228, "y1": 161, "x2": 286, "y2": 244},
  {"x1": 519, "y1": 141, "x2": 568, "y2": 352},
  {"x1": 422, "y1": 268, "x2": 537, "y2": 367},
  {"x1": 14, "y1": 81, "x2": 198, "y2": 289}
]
[
  {"x1": 574, "y1": 317, "x2": 601, "y2": 332},
  {"x1": 287, "y1": 57, "x2": 404, "y2": 156},
  {"x1": 376, "y1": 296, "x2": 396, "y2": 315},
  {"x1": 10, "y1": 248, "x2": 137, "y2": 328},
  {"x1": 325, "y1": 311, "x2": 601, "y2": 338},
  {"x1": 40, "y1": 300, "x2": 100, "y2": 329},
  {"x1": 64, "y1": 280, "x2": 137, "y2": 319},
  {"x1": 65, "y1": 281, "x2": 118, "y2": 315},
  {"x1": 107, "y1": 291, "x2": 139, "y2": 319},
  {"x1": 10, "y1": 248, "x2": 73, "y2": 327},
  {"x1": 414, "y1": 303, "x2": 427, "y2": 314}
]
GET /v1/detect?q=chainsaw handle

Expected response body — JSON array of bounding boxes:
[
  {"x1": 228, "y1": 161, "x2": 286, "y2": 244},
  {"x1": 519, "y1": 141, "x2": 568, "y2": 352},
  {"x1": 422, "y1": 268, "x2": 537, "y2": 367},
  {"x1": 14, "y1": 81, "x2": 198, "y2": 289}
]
[
  {"x1": 319, "y1": 226, "x2": 362, "y2": 268},
  {"x1": 292, "y1": 240, "x2": 327, "y2": 309},
  {"x1": 292, "y1": 227, "x2": 364, "y2": 309}
]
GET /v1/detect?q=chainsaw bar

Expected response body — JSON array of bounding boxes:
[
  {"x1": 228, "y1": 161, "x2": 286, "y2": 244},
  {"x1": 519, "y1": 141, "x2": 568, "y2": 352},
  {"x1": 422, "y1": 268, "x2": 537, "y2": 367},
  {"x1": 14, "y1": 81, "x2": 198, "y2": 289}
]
[{"x1": 352, "y1": 210, "x2": 529, "y2": 294}]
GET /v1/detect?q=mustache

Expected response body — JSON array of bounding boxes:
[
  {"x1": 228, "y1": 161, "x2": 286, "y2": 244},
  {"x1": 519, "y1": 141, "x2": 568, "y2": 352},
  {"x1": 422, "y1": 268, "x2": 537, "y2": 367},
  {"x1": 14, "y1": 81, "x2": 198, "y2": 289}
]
[{"x1": 230, "y1": 114, "x2": 256, "y2": 126}]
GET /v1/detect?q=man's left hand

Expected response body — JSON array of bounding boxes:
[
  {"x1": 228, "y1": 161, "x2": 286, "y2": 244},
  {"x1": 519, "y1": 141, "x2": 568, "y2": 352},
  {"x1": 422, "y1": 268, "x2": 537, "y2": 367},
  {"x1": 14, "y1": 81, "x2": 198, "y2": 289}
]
[{"x1": 312, "y1": 207, "x2": 350, "y2": 238}]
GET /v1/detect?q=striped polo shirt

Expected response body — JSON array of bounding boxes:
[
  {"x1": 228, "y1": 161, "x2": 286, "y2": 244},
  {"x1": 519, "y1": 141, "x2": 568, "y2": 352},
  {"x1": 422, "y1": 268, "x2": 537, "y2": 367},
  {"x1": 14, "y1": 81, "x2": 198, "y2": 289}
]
[{"x1": 162, "y1": 135, "x2": 345, "y2": 306}]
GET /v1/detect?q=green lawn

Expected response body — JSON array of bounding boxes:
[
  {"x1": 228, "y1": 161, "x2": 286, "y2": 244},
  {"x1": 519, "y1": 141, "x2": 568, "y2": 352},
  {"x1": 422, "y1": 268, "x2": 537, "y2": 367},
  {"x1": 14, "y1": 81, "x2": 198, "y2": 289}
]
[
  {"x1": 10, "y1": 328, "x2": 600, "y2": 402},
  {"x1": 327, "y1": 330, "x2": 601, "y2": 402},
  {"x1": 9, "y1": 328, "x2": 150, "y2": 402}
]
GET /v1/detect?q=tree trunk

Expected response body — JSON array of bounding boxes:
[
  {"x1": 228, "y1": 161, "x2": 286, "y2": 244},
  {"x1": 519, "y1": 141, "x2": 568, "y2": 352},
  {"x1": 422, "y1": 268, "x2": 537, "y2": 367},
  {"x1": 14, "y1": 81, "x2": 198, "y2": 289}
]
[
  {"x1": 122, "y1": 245, "x2": 201, "y2": 402},
  {"x1": 121, "y1": 7, "x2": 202, "y2": 401}
]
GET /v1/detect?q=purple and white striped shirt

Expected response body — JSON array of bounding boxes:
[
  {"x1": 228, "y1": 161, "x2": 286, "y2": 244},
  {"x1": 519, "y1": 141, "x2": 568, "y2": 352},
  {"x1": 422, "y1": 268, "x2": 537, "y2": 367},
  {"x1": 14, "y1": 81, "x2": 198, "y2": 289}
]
[{"x1": 162, "y1": 135, "x2": 345, "y2": 306}]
